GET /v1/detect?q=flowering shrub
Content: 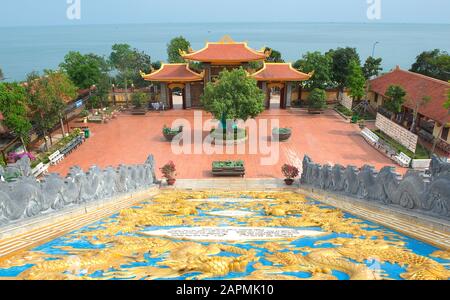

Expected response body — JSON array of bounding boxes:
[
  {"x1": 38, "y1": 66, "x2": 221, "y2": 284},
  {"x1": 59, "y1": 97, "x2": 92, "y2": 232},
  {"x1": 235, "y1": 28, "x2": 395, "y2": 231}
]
[
  {"x1": 7, "y1": 152, "x2": 36, "y2": 163},
  {"x1": 160, "y1": 161, "x2": 176, "y2": 180},
  {"x1": 281, "y1": 164, "x2": 299, "y2": 180}
]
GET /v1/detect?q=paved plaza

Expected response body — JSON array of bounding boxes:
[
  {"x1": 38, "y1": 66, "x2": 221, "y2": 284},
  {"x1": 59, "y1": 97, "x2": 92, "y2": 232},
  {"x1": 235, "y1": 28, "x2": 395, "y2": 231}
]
[{"x1": 49, "y1": 109, "x2": 404, "y2": 178}]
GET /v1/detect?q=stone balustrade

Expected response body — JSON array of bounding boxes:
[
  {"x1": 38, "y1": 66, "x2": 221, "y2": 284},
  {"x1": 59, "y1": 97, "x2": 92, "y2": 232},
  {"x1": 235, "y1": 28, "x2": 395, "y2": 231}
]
[
  {"x1": 0, "y1": 155, "x2": 157, "y2": 226},
  {"x1": 300, "y1": 155, "x2": 450, "y2": 220}
]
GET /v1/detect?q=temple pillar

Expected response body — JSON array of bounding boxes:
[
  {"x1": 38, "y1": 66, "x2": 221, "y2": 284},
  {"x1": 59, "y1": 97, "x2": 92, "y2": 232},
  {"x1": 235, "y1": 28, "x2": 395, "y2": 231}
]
[
  {"x1": 285, "y1": 82, "x2": 292, "y2": 108},
  {"x1": 204, "y1": 63, "x2": 212, "y2": 84},
  {"x1": 280, "y1": 87, "x2": 286, "y2": 109},
  {"x1": 160, "y1": 83, "x2": 168, "y2": 105},
  {"x1": 261, "y1": 82, "x2": 270, "y2": 109},
  {"x1": 185, "y1": 83, "x2": 192, "y2": 109}
]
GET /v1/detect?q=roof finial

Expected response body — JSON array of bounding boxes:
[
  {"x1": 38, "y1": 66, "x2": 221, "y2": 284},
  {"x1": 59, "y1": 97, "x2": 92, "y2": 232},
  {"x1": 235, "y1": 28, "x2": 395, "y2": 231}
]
[{"x1": 219, "y1": 35, "x2": 234, "y2": 43}]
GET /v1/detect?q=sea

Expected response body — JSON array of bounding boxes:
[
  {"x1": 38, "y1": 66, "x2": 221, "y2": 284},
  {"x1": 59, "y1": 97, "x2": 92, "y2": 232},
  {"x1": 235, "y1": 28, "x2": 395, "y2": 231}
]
[{"x1": 1, "y1": 22, "x2": 449, "y2": 82}]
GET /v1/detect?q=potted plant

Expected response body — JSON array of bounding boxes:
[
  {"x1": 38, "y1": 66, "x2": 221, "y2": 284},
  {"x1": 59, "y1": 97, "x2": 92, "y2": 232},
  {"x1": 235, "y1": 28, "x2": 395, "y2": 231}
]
[
  {"x1": 358, "y1": 119, "x2": 366, "y2": 129},
  {"x1": 307, "y1": 88, "x2": 327, "y2": 114},
  {"x1": 160, "y1": 161, "x2": 177, "y2": 185},
  {"x1": 131, "y1": 92, "x2": 148, "y2": 115},
  {"x1": 282, "y1": 164, "x2": 299, "y2": 186},
  {"x1": 272, "y1": 128, "x2": 292, "y2": 142},
  {"x1": 163, "y1": 125, "x2": 183, "y2": 141}
]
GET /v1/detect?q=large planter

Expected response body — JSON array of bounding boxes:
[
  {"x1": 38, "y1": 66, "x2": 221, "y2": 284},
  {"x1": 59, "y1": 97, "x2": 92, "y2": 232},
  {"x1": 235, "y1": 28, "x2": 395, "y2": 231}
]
[
  {"x1": 284, "y1": 179, "x2": 295, "y2": 186},
  {"x1": 131, "y1": 109, "x2": 147, "y2": 115},
  {"x1": 212, "y1": 128, "x2": 247, "y2": 145},
  {"x1": 308, "y1": 108, "x2": 324, "y2": 115},
  {"x1": 212, "y1": 161, "x2": 245, "y2": 177},
  {"x1": 272, "y1": 128, "x2": 292, "y2": 142},
  {"x1": 163, "y1": 126, "x2": 183, "y2": 142}
]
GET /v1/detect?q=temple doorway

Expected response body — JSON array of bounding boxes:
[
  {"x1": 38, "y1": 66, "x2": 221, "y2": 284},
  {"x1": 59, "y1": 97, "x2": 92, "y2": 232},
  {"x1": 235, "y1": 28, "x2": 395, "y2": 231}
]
[{"x1": 171, "y1": 87, "x2": 184, "y2": 110}]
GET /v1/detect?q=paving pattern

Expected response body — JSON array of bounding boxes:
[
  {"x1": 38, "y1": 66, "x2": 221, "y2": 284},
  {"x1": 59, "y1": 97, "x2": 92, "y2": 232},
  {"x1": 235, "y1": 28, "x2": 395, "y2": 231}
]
[{"x1": 49, "y1": 109, "x2": 405, "y2": 178}]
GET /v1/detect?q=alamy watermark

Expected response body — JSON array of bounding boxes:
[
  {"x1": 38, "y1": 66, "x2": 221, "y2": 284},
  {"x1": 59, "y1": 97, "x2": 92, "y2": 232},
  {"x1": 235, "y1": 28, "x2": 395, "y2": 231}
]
[
  {"x1": 167, "y1": 111, "x2": 281, "y2": 166},
  {"x1": 67, "y1": 0, "x2": 81, "y2": 20},
  {"x1": 367, "y1": 0, "x2": 382, "y2": 20}
]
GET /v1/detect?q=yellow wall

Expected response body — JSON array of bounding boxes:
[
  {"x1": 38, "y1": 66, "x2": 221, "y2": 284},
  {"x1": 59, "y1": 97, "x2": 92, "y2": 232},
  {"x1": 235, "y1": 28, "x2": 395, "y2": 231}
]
[{"x1": 433, "y1": 123, "x2": 450, "y2": 143}]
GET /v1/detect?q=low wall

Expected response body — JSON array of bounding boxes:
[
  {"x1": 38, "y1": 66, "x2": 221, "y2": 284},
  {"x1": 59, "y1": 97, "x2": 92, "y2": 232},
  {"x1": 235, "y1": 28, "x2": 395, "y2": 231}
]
[
  {"x1": 300, "y1": 155, "x2": 450, "y2": 220},
  {"x1": 375, "y1": 113, "x2": 418, "y2": 153},
  {"x1": 0, "y1": 155, "x2": 158, "y2": 227}
]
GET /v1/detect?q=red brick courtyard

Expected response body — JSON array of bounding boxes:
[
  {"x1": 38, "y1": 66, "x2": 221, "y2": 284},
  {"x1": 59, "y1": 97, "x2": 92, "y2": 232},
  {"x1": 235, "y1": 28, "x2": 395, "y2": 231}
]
[{"x1": 49, "y1": 109, "x2": 404, "y2": 179}]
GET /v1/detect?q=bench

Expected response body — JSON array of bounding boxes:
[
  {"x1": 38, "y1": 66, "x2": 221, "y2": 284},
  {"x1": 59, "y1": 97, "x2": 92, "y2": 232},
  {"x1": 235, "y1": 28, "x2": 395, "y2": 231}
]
[
  {"x1": 49, "y1": 150, "x2": 64, "y2": 166},
  {"x1": 394, "y1": 152, "x2": 412, "y2": 168},
  {"x1": 360, "y1": 128, "x2": 380, "y2": 145},
  {"x1": 60, "y1": 136, "x2": 84, "y2": 156},
  {"x1": 32, "y1": 162, "x2": 49, "y2": 178}
]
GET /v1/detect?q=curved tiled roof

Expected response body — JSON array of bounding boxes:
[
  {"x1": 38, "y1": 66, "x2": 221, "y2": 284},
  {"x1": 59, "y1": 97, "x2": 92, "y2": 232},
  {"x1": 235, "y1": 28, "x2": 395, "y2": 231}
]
[
  {"x1": 370, "y1": 67, "x2": 450, "y2": 125},
  {"x1": 141, "y1": 64, "x2": 204, "y2": 82},
  {"x1": 251, "y1": 63, "x2": 312, "y2": 82},
  {"x1": 182, "y1": 39, "x2": 267, "y2": 64}
]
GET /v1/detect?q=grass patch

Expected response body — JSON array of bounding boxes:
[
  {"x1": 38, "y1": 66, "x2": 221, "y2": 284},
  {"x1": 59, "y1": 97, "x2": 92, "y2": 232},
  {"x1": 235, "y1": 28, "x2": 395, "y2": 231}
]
[{"x1": 373, "y1": 130, "x2": 430, "y2": 159}]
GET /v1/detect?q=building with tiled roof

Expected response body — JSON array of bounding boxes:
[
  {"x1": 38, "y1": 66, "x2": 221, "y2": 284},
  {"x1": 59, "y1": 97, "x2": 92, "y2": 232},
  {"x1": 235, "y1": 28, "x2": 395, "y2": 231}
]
[
  {"x1": 141, "y1": 36, "x2": 311, "y2": 110},
  {"x1": 368, "y1": 66, "x2": 450, "y2": 148}
]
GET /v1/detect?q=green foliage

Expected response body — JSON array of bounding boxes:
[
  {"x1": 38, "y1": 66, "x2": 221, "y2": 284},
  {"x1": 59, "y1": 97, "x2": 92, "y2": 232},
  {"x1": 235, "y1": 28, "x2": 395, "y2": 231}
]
[
  {"x1": 410, "y1": 49, "x2": 450, "y2": 81},
  {"x1": 362, "y1": 56, "x2": 383, "y2": 80},
  {"x1": 246, "y1": 61, "x2": 264, "y2": 71},
  {"x1": 163, "y1": 125, "x2": 182, "y2": 136},
  {"x1": 265, "y1": 47, "x2": 284, "y2": 63},
  {"x1": 201, "y1": 68, "x2": 265, "y2": 124},
  {"x1": 27, "y1": 70, "x2": 78, "y2": 146},
  {"x1": 167, "y1": 36, "x2": 191, "y2": 64},
  {"x1": 0, "y1": 82, "x2": 32, "y2": 144},
  {"x1": 307, "y1": 88, "x2": 327, "y2": 110},
  {"x1": 326, "y1": 47, "x2": 361, "y2": 90},
  {"x1": 131, "y1": 92, "x2": 148, "y2": 109},
  {"x1": 151, "y1": 61, "x2": 162, "y2": 70},
  {"x1": 110, "y1": 44, "x2": 152, "y2": 88},
  {"x1": 294, "y1": 51, "x2": 332, "y2": 89},
  {"x1": 347, "y1": 59, "x2": 366, "y2": 100},
  {"x1": 374, "y1": 130, "x2": 430, "y2": 159},
  {"x1": 212, "y1": 160, "x2": 244, "y2": 168},
  {"x1": 0, "y1": 67, "x2": 4, "y2": 81},
  {"x1": 384, "y1": 85, "x2": 407, "y2": 114},
  {"x1": 60, "y1": 51, "x2": 110, "y2": 89}
]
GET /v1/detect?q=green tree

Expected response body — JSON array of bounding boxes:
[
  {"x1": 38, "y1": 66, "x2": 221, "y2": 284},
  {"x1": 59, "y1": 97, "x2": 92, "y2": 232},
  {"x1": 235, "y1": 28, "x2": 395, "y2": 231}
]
[
  {"x1": 265, "y1": 47, "x2": 284, "y2": 63},
  {"x1": 60, "y1": 51, "x2": 110, "y2": 89},
  {"x1": 347, "y1": 59, "x2": 366, "y2": 101},
  {"x1": 131, "y1": 92, "x2": 148, "y2": 109},
  {"x1": 294, "y1": 51, "x2": 332, "y2": 90},
  {"x1": 167, "y1": 36, "x2": 191, "y2": 63},
  {"x1": 362, "y1": 56, "x2": 383, "y2": 80},
  {"x1": 27, "y1": 70, "x2": 78, "y2": 150},
  {"x1": 201, "y1": 68, "x2": 265, "y2": 129},
  {"x1": 326, "y1": 47, "x2": 361, "y2": 92},
  {"x1": 307, "y1": 88, "x2": 327, "y2": 110},
  {"x1": 384, "y1": 85, "x2": 407, "y2": 114},
  {"x1": 410, "y1": 49, "x2": 450, "y2": 81},
  {"x1": 0, "y1": 82, "x2": 32, "y2": 150}
]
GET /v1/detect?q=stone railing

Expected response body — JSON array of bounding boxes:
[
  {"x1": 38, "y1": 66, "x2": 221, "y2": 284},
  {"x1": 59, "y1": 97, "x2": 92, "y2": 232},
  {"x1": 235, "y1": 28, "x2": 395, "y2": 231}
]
[
  {"x1": 0, "y1": 155, "x2": 157, "y2": 226},
  {"x1": 300, "y1": 155, "x2": 450, "y2": 220}
]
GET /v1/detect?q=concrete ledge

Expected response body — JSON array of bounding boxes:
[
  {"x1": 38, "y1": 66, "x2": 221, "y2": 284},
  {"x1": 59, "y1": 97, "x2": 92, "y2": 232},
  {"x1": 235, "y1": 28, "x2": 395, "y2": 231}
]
[
  {"x1": 0, "y1": 186, "x2": 159, "y2": 240},
  {"x1": 300, "y1": 186, "x2": 450, "y2": 250}
]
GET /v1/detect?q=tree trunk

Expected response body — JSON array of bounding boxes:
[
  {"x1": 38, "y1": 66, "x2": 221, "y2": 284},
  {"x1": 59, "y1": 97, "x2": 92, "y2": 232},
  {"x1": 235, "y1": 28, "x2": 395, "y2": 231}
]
[
  {"x1": 20, "y1": 136, "x2": 27, "y2": 153},
  {"x1": 60, "y1": 118, "x2": 66, "y2": 137}
]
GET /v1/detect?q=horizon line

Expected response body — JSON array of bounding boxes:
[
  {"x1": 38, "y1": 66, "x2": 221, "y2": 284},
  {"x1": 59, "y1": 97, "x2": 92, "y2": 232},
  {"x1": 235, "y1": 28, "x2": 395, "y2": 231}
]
[{"x1": 1, "y1": 20, "x2": 450, "y2": 29}]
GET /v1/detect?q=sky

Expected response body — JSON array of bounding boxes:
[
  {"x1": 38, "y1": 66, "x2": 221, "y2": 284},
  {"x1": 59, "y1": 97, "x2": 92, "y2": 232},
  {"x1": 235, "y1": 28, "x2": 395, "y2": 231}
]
[{"x1": 0, "y1": 0, "x2": 449, "y2": 27}]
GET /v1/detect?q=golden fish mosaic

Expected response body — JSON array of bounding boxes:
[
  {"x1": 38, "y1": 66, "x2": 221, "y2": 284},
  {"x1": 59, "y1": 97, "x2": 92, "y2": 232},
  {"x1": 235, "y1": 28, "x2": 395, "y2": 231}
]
[{"x1": 0, "y1": 191, "x2": 449, "y2": 280}]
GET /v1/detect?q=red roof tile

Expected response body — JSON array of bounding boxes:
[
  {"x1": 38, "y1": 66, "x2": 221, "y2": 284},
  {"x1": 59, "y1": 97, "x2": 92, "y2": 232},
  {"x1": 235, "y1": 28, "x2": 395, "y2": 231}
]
[
  {"x1": 141, "y1": 64, "x2": 204, "y2": 82},
  {"x1": 251, "y1": 63, "x2": 312, "y2": 82},
  {"x1": 370, "y1": 67, "x2": 450, "y2": 125},
  {"x1": 182, "y1": 42, "x2": 267, "y2": 63}
]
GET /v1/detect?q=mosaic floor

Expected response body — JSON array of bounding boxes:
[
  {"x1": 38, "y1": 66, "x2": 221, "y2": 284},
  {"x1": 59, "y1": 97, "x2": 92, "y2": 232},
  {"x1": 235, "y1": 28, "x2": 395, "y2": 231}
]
[{"x1": 0, "y1": 191, "x2": 449, "y2": 280}]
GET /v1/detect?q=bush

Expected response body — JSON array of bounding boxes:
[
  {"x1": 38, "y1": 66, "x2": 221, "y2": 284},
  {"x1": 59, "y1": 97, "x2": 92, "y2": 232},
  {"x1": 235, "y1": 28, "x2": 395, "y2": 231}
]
[
  {"x1": 308, "y1": 88, "x2": 327, "y2": 110},
  {"x1": 282, "y1": 164, "x2": 299, "y2": 179},
  {"x1": 132, "y1": 92, "x2": 148, "y2": 109},
  {"x1": 160, "y1": 161, "x2": 176, "y2": 180}
]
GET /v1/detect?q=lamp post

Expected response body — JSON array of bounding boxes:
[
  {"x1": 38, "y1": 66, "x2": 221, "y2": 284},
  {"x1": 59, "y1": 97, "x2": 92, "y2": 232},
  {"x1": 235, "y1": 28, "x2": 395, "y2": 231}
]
[{"x1": 372, "y1": 41, "x2": 380, "y2": 57}]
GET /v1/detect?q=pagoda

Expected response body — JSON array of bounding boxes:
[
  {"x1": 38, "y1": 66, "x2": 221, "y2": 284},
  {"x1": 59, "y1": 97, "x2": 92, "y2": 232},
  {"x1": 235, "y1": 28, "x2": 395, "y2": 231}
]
[{"x1": 141, "y1": 36, "x2": 311, "y2": 110}]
